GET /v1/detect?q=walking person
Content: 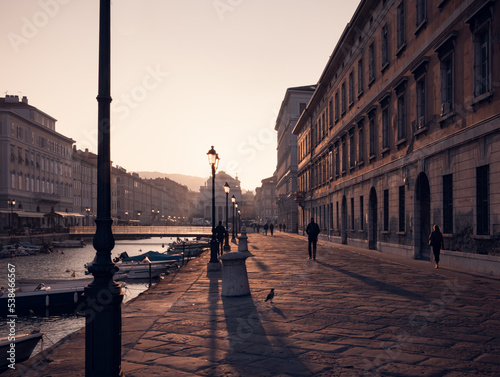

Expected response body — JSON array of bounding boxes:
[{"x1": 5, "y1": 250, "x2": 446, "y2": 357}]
[
  {"x1": 263, "y1": 223, "x2": 268, "y2": 235},
  {"x1": 269, "y1": 223, "x2": 274, "y2": 236},
  {"x1": 429, "y1": 224, "x2": 444, "y2": 269},
  {"x1": 306, "y1": 217, "x2": 320, "y2": 260},
  {"x1": 214, "y1": 221, "x2": 226, "y2": 255}
]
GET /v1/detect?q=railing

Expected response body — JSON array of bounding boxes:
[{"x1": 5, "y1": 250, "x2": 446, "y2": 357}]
[{"x1": 69, "y1": 225, "x2": 212, "y2": 236}]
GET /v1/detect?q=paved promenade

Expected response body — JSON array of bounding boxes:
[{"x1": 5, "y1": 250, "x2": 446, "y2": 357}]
[{"x1": 7, "y1": 232, "x2": 500, "y2": 376}]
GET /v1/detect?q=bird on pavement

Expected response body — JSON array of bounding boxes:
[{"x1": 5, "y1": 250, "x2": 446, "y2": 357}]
[{"x1": 265, "y1": 288, "x2": 275, "y2": 304}]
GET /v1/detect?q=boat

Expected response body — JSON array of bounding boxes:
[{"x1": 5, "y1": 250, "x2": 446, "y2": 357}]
[
  {"x1": 0, "y1": 331, "x2": 43, "y2": 371},
  {"x1": 51, "y1": 239, "x2": 86, "y2": 248},
  {"x1": 0, "y1": 278, "x2": 91, "y2": 314}
]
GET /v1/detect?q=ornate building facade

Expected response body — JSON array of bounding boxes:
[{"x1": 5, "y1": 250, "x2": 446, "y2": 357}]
[
  {"x1": 293, "y1": 0, "x2": 500, "y2": 258},
  {"x1": 275, "y1": 85, "x2": 316, "y2": 233}
]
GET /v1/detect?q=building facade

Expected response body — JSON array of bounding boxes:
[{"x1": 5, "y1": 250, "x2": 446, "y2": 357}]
[
  {"x1": 198, "y1": 171, "x2": 243, "y2": 228},
  {"x1": 275, "y1": 85, "x2": 316, "y2": 233},
  {"x1": 0, "y1": 95, "x2": 75, "y2": 230},
  {"x1": 293, "y1": 0, "x2": 500, "y2": 258},
  {"x1": 254, "y1": 174, "x2": 278, "y2": 226}
]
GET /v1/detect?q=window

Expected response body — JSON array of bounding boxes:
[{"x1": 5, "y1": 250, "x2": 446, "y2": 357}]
[
  {"x1": 349, "y1": 129, "x2": 355, "y2": 169},
  {"x1": 335, "y1": 142, "x2": 340, "y2": 177},
  {"x1": 476, "y1": 165, "x2": 489, "y2": 235},
  {"x1": 383, "y1": 189, "x2": 389, "y2": 231},
  {"x1": 381, "y1": 23, "x2": 389, "y2": 69},
  {"x1": 336, "y1": 201, "x2": 339, "y2": 230},
  {"x1": 341, "y1": 82, "x2": 346, "y2": 114},
  {"x1": 416, "y1": 76, "x2": 426, "y2": 128},
  {"x1": 341, "y1": 136, "x2": 347, "y2": 173},
  {"x1": 399, "y1": 185, "x2": 405, "y2": 232},
  {"x1": 357, "y1": 58, "x2": 364, "y2": 97},
  {"x1": 369, "y1": 42, "x2": 375, "y2": 84},
  {"x1": 474, "y1": 25, "x2": 491, "y2": 98},
  {"x1": 440, "y1": 51, "x2": 454, "y2": 116},
  {"x1": 397, "y1": 1, "x2": 406, "y2": 51},
  {"x1": 360, "y1": 195, "x2": 364, "y2": 231},
  {"x1": 382, "y1": 107, "x2": 389, "y2": 151},
  {"x1": 397, "y1": 91, "x2": 406, "y2": 141},
  {"x1": 349, "y1": 71, "x2": 354, "y2": 105},
  {"x1": 416, "y1": 0, "x2": 426, "y2": 29},
  {"x1": 358, "y1": 119, "x2": 365, "y2": 164},
  {"x1": 369, "y1": 110, "x2": 376, "y2": 158},
  {"x1": 443, "y1": 174, "x2": 453, "y2": 233},
  {"x1": 299, "y1": 102, "x2": 307, "y2": 114},
  {"x1": 351, "y1": 197, "x2": 355, "y2": 230},
  {"x1": 335, "y1": 92, "x2": 340, "y2": 122},
  {"x1": 329, "y1": 99, "x2": 333, "y2": 127}
]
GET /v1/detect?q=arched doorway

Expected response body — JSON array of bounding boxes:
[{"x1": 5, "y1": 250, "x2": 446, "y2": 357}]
[
  {"x1": 341, "y1": 196, "x2": 347, "y2": 244},
  {"x1": 369, "y1": 187, "x2": 378, "y2": 250},
  {"x1": 414, "y1": 172, "x2": 431, "y2": 260}
]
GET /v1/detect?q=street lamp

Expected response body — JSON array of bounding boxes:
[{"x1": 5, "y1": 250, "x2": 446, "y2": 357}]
[
  {"x1": 231, "y1": 195, "x2": 236, "y2": 241},
  {"x1": 7, "y1": 199, "x2": 15, "y2": 230},
  {"x1": 207, "y1": 146, "x2": 220, "y2": 271},
  {"x1": 85, "y1": 207, "x2": 91, "y2": 226},
  {"x1": 84, "y1": 1, "x2": 123, "y2": 375},
  {"x1": 235, "y1": 203, "x2": 239, "y2": 236},
  {"x1": 223, "y1": 182, "x2": 231, "y2": 252}
]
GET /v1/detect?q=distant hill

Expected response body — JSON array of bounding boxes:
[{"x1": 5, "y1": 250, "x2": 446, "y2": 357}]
[{"x1": 135, "y1": 171, "x2": 207, "y2": 192}]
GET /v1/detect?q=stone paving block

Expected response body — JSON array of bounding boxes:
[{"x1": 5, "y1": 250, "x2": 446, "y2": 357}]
[{"x1": 153, "y1": 355, "x2": 216, "y2": 373}]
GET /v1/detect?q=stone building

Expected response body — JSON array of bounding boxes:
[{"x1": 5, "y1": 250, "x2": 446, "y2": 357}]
[
  {"x1": 254, "y1": 174, "x2": 278, "y2": 226},
  {"x1": 198, "y1": 171, "x2": 243, "y2": 227},
  {"x1": 72, "y1": 147, "x2": 98, "y2": 226},
  {"x1": 275, "y1": 85, "x2": 316, "y2": 233},
  {"x1": 0, "y1": 95, "x2": 75, "y2": 230},
  {"x1": 293, "y1": 0, "x2": 500, "y2": 259}
]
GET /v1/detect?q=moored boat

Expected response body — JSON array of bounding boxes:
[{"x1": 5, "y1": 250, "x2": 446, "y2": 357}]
[{"x1": 0, "y1": 331, "x2": 43, "y2": 371}]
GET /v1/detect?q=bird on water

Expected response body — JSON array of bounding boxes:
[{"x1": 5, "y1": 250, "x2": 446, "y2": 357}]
[{"x1": 265, "y1": 288, "x2": 275, "y2": 304}]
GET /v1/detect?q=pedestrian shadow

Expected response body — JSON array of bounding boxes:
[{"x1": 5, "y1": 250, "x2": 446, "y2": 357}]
[
  {"x1": 220, "y1": 294, "x2": 309, "y2": 375},
  {"x1": 315, "y1": 260, "x2": 430, "y2": 303}
]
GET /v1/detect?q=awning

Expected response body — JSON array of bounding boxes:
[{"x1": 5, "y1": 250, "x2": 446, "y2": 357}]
[{"x1": 51, "y1": 212, "x2": 86, "y2": 218}]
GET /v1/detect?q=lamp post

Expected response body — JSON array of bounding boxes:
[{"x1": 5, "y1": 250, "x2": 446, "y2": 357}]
[
  {"x1": 85, "y1": 207, "x2": 91, "y2": 226},
  {"x1": 235, "y1": 203, "x2": 239, "y2": 236},
  {"x1": 231, "y1": 195, "x2": 236, "y2": 241},
  {"x1": 84, "y1": 1, "x2": 123, "y2": 375},
  {"x1": 207, "y1": 146, "x2": 220, "y2": 271},
  {"x1": 7, "y1": 199, "x2": 15, "y2": 230},
  {"x1": 223, "y1": 182, "x2": 231, "y2": 252}
]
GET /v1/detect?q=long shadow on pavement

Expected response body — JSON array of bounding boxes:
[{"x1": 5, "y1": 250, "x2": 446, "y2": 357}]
[{"x1": 315, "y1": 260, "x2": 431, "y2": 303}]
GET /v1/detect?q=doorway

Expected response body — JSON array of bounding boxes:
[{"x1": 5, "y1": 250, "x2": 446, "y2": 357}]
[
  {"x1": 414, "y1": 172, "x2": 431, "y2": 260},
  {"x1": 369, "y1": 187, "x2": 378, "y2": 250}
]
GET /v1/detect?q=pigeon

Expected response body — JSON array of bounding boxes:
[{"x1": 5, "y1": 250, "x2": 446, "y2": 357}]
[{"x1": 265, "y1": 288, "x2": 275, "y2": 303}]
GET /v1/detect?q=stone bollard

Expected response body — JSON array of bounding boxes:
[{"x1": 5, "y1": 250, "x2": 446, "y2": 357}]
[
  {"x1": 238, "y1": 224, "x2": 249, "y2": 253},
  {"x1": 220, "y1": 252, "x2": 250, "y2": 296}
]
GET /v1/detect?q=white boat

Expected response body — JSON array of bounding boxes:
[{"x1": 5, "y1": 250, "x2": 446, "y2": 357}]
[{"x1": 0, "y1": 331, "x2": 43, "y2": 371}]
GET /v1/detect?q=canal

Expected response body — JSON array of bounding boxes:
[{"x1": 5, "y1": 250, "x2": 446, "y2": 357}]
[{"x1": 0, "y1": 237, "x2": 179, "y2": 356}]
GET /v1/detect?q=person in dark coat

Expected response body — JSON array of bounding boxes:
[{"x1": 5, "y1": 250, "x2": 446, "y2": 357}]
[
  {"x1": 306, "y1": 217, "x2": 320, "y2": 260},
  {"x1": 263, "y1": 223, "x2": 268, "y2": 235},
  {"x1": 269, "y1": 223, "x2": 274, "y2": 236},
  {"x1": 214, "y1": 221, "x2": 226, "y2": 255},
  {"x1": 429, "y1": 224, "x2": 444, "y2": 269}
]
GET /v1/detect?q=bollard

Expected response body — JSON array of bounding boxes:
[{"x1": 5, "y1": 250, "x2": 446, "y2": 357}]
[
  {"x1": 220, "y1": 252, "x2": 250, "y2": 296},
  {"x1": 237, "y1": 224, "x2": 249, "y2": 253}
]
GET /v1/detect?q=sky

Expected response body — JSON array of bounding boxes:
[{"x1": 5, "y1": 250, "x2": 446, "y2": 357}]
[{"x1": 1, "y1": 0, "x2": 360, "y2": 191}]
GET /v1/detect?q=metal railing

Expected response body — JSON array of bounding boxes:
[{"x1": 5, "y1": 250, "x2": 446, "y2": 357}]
[{"x1": 69, "y1": 225, "x2": 212, "y2": 236}]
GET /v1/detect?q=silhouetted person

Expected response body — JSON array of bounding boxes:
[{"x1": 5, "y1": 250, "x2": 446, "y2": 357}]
[
  {"x1": 263, "y1": 223, "x2": 268, "y2": 235},
  {"x1": 429, "y1": 224, "x2": 444, "y2": 269},
  {"x1": 283, "y1": 223, "x2": 286, "y2": 233},
  {"x1": 269, "y1": 223, "x2": 274, "y2": 236},
  {"x1": 306, "y1": 217, "x2": 320, "y2": 260},
  {"x1": 214, "y1": 221, "x2": 226, "y2": 255}
]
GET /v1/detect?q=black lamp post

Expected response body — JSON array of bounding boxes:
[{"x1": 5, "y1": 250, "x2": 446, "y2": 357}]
[
  {"x1": 223, "y1": 182, "x2": 231, "y2": 252},
  {"x1": 207, "y1": 146, "x2": 220, "y2": 270},
  {"x1": 85, "y1": 207, "x2": 91, "y2": 226},
  {"x1": 235, "y1": 203, "x2": 239, "y2": 236},
  {"x1": 84, "y1": 1, "x2": 123, "y2": 375},
  {"x1": 7, "y1": 198, "x2": 15, "y2": 230},
  {"x1": 231, "y1": 195, "x2": 236, "y2": 241}
]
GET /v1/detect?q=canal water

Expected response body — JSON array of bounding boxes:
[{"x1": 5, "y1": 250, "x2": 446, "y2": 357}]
[{"x1": 0, "y1": 237, "x2": 179, "y2": 356}]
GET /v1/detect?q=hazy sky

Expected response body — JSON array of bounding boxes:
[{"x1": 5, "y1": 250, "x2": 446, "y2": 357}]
[{"x1": 1, "y1": 0, "x2": 360, "y2": 191}]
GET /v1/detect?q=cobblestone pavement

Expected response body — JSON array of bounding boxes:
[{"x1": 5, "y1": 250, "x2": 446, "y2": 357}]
[{"x1": 7, "y1": 232, "x2": 500, "y2": 376}]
